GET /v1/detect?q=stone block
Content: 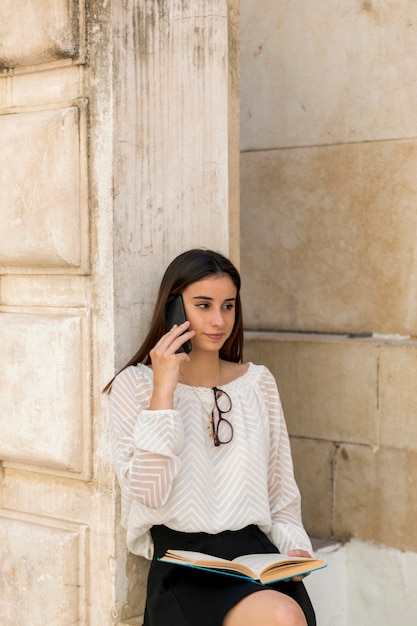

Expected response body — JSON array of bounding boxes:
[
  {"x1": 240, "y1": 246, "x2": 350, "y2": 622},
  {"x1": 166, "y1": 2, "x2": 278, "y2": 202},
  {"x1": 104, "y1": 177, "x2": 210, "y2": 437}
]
[
  {"x1": 244, "y1": 333, "x2": 379, "y2": 445},
  {"x1": 0, "y1": 0, "x2": 85, "y2": 69},
  {"x1": 379, "y1": 344, "x2": 417, "y2": 453},
  {"x1": 334, "y1": 445, "x2": 417, "y2": 551},
  {"x1": 0, "y1": 308, "x2": 90, "y2": 475},
  {"x1": 241, "y1": 140, "x2": 417, "y2": 335},
  {"x1": 0, "y1": 511, "x2": 87, "y2": 625},
  {"x1": 291, "y1": 437, "x2": 334, "y2": 539},
  {"x1": 0, "y1": 104, "x2": 89, "y2": 274},
  {"x1": 241, "y1": 0, "x2": 417, "y2": 150},
  {"x1": 1, "y1": 470, "x2": 91, "y2": 523}
]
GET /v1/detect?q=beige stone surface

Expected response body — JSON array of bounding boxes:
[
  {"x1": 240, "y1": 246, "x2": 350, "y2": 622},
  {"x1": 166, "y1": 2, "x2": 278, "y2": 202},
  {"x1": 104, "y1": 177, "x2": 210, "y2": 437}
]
[
  {"x1": 379, "y1": 344, "x2": 417, "y2": 453},
  {"x1": 334, "y1": 445, "x2": 417, "y2": 551},
  {"x1": 1, "y1": 470, "x2": 92, "y2": 522},
  {"x1": 112, "y1": 0, "x2": 238, "y2": 368},
  {"x1": 0, "y1": 104, "x2": 89, "y2": 273},
  {"x1": 0, "y1": 309, "x2": 90, "y2": 475},
  {"x1": 239, "y1": 0, "x2": 417, "y2": 618},
  {"x1": 241, "y1": 140, "x2": 417, "y2": 335},
  {"x1": 0, "y1": 2, "x2": 112, "y2": 622},
  {"x1": 0, "y1": 65, "x2": 84, "y2": 110},
  {"x1": 0, "y1": 1, "x2": 239, "y2": 624},
  {"x1": 1, "y1": 275, "x2": 89, "y2": 307},
  {"x1": 290, "y1": 437, "x2": 334, "y2": 539},
  {"x1": 0, "y1": 0, "x2": 85, "y2": 68},
  {"x1": 241, "y1": 0, "x2": 417, "y2": 150},
  {"x1": 244, "y1": 333, "x2": 378, "y2": 444},
  {"x1": 0, "y1": 511, "x2": 88, "y2": 624},
  {"x1": 1, "y1": 469, "x2": 119, "y2": 624},
  {"x1": 227, "y1": 0, "x2": 240, "y2": 264},
  {"x1": 245, "y1": 332, "x2": 417, "y2": 551}
]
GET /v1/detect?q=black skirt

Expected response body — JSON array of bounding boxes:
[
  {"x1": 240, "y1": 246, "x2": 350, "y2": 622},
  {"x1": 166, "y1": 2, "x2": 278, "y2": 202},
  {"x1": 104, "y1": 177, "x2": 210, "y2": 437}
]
[{"x1": 143, "y1": 525, "x2": 316, "y2": 626}]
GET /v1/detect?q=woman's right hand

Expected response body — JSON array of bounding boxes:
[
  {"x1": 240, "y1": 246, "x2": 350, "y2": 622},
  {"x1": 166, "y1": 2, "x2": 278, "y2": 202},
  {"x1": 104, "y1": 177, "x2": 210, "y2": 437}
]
[{"x1": 149, "y1": 322, "x2": 195, "y2": 410}]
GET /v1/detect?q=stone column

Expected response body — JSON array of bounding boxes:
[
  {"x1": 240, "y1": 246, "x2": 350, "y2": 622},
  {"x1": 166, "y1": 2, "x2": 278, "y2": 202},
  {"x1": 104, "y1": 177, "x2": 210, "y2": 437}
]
[{"x1": 112, "y1": 0, "x2": 240, "y2": 368}]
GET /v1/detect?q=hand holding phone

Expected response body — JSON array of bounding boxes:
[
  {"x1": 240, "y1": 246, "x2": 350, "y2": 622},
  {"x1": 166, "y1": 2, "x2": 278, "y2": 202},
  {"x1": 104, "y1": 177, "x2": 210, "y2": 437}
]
[{"x1": 165, "y1": 295, "x2": 192, "y2": 354}]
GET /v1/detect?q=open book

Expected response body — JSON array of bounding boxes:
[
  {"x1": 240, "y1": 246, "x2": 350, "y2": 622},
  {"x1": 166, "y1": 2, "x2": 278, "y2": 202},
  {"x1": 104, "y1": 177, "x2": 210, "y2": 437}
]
[{"x1": 158, "y1": 549, "x2": 326, "y2": 584}]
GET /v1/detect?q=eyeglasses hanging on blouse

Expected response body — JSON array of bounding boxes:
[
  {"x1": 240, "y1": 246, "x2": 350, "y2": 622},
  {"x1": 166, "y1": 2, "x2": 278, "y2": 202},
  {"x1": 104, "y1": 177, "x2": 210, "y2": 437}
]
[{"x1": 211, "y1": 387, "x2": 233, "y2": 447}]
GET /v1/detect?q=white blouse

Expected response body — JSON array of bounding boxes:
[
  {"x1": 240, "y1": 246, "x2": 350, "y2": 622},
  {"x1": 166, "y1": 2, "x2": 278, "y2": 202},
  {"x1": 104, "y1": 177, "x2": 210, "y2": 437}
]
[{"x1": 110, "y1": 362, "x2": 313, "y2": 559}]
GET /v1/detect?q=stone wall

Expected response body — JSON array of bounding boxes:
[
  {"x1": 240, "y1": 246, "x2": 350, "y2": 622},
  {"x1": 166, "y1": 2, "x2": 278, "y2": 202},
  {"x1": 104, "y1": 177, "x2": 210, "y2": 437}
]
[
  {"x1": 0, "y1": 2, "x2": 114, "y2": 624},
  {"x1": 240, "y1": 0, "x2": 417, "y2": 553},
  {"x1": 244, "y1": 333, "x2": 417, "y2": 552},
  {"x1": 0, "y1": 1, "x2": 239, "y2": 624}
]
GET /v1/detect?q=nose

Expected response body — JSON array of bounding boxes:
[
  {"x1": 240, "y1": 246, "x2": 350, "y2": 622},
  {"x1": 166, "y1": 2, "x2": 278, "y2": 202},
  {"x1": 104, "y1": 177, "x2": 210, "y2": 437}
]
[{"x1": 210, "y1": 307, "x2": 225, "y2": 328}]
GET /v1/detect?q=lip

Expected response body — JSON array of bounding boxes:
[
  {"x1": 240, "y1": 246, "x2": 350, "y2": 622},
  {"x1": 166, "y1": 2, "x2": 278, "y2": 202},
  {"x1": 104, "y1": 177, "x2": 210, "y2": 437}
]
[{"x1": 205, "y1": 333, "x2": 225, "y2": 341}]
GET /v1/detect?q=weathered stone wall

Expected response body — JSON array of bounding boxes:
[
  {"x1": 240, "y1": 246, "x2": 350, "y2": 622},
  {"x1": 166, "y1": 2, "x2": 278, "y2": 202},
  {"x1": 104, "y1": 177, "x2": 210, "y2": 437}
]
[
  {"x1": 0, "y1": 1, "x2": 239, "y2": 624},
  {"x1": 0, "y1": 2, "x2": 114, "y2": 624},
  {"x1": 240, "y1": 0, "x2": 417, "y2": 554}
]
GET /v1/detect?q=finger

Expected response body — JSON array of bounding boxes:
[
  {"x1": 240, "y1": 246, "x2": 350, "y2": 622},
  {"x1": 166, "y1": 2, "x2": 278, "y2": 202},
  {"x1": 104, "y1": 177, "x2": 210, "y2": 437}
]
[
  {"x1": 284, "y1": 575, "x2": 305, "y2": 583},
  {"x1": 287, "y1": 550, "x2": 312, "y2": 558},
  {"x1": 151, "y1": 328, "x2": 194, "y2": 359},
  {"x1": 170, "y1": 329, "x2": 195, "y2": 353},
  {"x1": 291, "y1": 572, "x2": 310, "y2": 583},
  {"x1": 153, "y1": 322, "x2": 190, "y2": 351},
  {"x1": 166, "y1": 320, "x2": 191, "y2": 333}
]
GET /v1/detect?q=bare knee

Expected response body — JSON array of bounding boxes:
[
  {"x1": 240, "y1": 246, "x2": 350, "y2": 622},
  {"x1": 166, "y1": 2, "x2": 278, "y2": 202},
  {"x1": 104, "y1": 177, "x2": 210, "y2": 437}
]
[
  {"x1": 271, "y1": 594, "x2": 307, "y2": 626},
  {"x1": 223, "y1": 590, "x2": 307, "y2": 626}
]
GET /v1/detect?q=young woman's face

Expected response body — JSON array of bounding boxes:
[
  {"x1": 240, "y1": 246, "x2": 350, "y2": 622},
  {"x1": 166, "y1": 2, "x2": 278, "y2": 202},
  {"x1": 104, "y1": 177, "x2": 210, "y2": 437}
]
[{"x1": 181, "y1": 274, "x2": 237, "y2": 354}]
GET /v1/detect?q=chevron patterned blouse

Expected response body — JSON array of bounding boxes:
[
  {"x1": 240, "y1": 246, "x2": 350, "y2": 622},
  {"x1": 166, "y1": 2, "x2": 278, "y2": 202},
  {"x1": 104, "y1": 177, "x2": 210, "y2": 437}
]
[{"x1": 110, "y1": 362, "x2": 313, "y2": 559}]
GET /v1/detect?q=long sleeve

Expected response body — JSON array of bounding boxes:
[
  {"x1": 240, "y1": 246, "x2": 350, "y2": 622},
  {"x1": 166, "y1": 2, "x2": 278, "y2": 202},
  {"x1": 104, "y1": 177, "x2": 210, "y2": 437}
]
[
  {"x1": 109, "y1": 362, "x2": 312, "y2": 560},
  {"x1": 258, "y1": 369, "x2": 313, "y2": 555},
  {"x1": 110, "y1": 366, "x2": 184, "y2": 510}
]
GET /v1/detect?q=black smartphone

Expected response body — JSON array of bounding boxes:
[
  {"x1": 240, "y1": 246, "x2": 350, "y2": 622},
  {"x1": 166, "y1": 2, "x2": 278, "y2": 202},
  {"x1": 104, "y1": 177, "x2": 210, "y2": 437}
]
[{"x1": 165, "y1": 294, "x2": 192, "y2": 354}]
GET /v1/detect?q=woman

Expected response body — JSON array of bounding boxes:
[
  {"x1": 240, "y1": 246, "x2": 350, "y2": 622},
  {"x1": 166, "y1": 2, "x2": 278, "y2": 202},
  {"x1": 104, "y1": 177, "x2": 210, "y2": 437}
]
[{"x1": 107, "y1": 249, "x2": 316, "y2": 626}]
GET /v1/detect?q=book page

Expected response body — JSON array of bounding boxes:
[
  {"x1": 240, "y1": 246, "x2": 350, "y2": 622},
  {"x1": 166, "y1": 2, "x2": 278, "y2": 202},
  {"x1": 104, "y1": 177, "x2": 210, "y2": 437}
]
[
  {"x1": 233, "y1": 553, "x2": 308, "y2": 576},
  {"x1": 160, "y1": 549, "x2": 326, "y2": 583},
  {"x1": 164, "y1": 550, "x2": 229, "y2": 564}
]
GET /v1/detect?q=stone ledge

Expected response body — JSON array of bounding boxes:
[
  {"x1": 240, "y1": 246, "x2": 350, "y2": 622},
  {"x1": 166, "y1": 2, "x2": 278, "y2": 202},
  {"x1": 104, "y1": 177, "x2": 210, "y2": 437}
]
[
  {"x1": 311, "y1": 537, "x2": 343, "y2": 553},
  {"x1": 244, "y1": 329, "x2": 417, "y2": 346}
]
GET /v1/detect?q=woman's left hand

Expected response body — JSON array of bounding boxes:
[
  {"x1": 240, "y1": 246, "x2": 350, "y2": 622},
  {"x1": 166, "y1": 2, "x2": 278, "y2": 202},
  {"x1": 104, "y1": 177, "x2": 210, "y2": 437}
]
[{"x1": 286, "y1": 549, "x2": 313, "y2": 582}]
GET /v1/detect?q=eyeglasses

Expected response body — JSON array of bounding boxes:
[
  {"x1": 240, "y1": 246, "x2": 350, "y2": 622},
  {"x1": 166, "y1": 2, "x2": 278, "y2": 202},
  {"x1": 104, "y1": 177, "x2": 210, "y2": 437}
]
[{"x1": 211, "y1": 387, "x2": 233, "y2": 447}]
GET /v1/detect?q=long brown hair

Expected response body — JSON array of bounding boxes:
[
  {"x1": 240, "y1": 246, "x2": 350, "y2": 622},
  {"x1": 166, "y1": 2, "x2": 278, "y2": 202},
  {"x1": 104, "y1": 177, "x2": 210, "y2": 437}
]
[{"x1": 103, "y1": 249, "x2": 244, "y2": 393}]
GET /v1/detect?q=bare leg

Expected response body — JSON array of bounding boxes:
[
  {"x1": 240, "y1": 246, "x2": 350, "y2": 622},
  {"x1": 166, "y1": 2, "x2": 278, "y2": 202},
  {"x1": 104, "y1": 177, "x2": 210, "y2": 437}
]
[{"x1": 223, "y1": 589, "x2": 308, "y2": 626}]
